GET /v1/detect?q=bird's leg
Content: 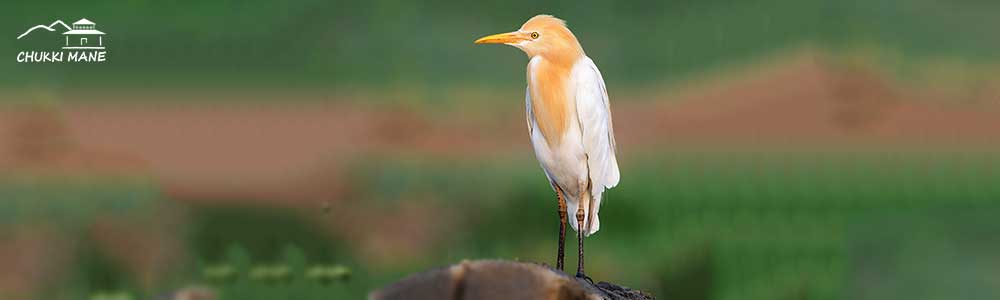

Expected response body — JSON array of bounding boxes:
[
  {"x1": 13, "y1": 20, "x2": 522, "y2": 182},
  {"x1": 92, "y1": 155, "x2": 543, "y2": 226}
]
[
  {"x1": 575, "y1": 205, "x2": 586, "y2": 278},
  {"x1": 556, "y1": 187, "x2": 567, "y2": 271}
]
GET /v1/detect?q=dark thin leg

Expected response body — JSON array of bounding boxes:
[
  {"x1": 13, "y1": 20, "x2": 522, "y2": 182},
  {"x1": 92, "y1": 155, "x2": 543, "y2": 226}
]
[
  {"x1": 556, "y1": 187, "x2": 567, "y2": 271},
  {"x1": 575, "y1": 206, "x2": 586, "y2": 278}
]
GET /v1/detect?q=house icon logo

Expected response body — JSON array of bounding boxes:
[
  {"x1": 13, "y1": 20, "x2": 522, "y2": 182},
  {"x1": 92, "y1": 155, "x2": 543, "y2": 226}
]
[
  {"x1": 16, "y1": 18, "x2": 108, "y2": 63},
  {"x1": 62, "y1": 18, "x2": 105, "y2": 50}
]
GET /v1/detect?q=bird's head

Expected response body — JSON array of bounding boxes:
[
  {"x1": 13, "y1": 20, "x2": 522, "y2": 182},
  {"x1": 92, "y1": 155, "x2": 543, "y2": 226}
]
[{"x1": 475, "y1": 15, "x2": 583, "y2": 63}]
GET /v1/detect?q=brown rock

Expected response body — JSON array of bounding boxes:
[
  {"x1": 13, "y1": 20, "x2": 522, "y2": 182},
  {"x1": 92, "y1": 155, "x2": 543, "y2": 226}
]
[{"x1": 370, "y1": 260, "x2": 654, "y2": 300}]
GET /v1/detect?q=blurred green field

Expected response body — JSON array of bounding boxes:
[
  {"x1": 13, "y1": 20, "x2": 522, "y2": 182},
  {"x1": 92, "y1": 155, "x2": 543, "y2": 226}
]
[
  {"x1": 4, "y1": 0, "x2": 999, "y2": 92},
  {"x1": 4, "y1": 0, "x2": 1000, "y2": 299},
  {"x1": 9, "y1": 151, "x2": 999, "y2": 300}
]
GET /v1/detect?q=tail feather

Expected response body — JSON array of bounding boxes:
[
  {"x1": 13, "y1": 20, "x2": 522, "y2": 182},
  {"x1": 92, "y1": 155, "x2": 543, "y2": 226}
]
[
  {"x1": 566, "y1": 189, "x2": 602, "y2": 236},
  {"x1": 587, "y1": 190, "x2": 602, "y2": 236}
]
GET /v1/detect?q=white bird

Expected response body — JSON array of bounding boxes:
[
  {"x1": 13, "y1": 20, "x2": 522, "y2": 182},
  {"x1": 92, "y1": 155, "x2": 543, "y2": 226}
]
[{"x1": 476, "y1": 14, "x2": 620, "y2": 277}]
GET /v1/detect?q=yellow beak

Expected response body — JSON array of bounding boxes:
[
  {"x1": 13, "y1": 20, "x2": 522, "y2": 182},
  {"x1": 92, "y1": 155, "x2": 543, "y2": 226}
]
[{"x1": 474, "y1": 31, "x2": 529, "y2": 44}]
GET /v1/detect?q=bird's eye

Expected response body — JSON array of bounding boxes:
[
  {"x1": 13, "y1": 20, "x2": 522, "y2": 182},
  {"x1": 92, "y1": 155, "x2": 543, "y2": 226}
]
[{"x1": 530, "y1": 32, "x2": 539, "y2": 39}]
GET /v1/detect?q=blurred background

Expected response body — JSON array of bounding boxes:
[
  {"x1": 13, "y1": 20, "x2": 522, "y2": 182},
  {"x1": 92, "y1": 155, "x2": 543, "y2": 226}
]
[{"x1": 3, "y1": 0, "x2": 1000, "y2": 299}]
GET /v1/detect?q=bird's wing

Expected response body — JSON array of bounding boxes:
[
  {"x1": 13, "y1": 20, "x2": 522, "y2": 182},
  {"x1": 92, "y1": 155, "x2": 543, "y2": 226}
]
[
  {"x1": 526, "y1": 86, "x2": 560, "y2": 191},
  {"x1": 525, "y1": 87, "x2": 534, "y2": 136},
  {"x1": 574, "y1": 57, "x2": 620, "y2": 195}
]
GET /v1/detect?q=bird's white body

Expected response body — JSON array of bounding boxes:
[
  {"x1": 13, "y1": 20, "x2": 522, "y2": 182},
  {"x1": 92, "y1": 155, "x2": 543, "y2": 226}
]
[{"x1": 526, "y1": 55, "x2": 619, "y2": 236}]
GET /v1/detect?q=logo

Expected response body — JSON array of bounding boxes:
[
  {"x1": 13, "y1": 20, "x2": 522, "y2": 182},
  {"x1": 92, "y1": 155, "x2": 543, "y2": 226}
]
[{"x1": 16, "y1": 18, "x2": 107, "y2": 63}]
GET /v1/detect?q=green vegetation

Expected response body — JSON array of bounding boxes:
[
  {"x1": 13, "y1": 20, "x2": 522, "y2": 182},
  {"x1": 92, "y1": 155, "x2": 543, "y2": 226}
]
[
  {"x1": 14, "y1": 152, "x2": 1000, "y2": 299},
  {"x1": 3, "y1": 0, "x2": 999, "y2": 92},
  {"x1": 0, "y1": 178, "x2": 159, "y2": 300},
  {"x1": 0, "y1": 177, "x2": 159, "y2": 227},
  {"x1": 5, "y1": 2, "x2": 999, "y2": 299}
]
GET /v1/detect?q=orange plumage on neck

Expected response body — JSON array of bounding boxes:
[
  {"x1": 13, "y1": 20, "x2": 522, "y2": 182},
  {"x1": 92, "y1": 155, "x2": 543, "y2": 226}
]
[
  {"x1": 521, "y1": 16, "x2": 584, "y2": 146},
  {"x1": 529, "y1": 59, "x2": 572, "y2": 146}
]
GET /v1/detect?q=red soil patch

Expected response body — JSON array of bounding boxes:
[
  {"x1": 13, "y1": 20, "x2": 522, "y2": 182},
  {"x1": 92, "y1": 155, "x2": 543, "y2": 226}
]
[
  {"x1": 615, "y1": 53, "x2": 1000, "y2": 148},
  {"x1": 1, "y1": 52, "x2": 998, "y2": 203}
]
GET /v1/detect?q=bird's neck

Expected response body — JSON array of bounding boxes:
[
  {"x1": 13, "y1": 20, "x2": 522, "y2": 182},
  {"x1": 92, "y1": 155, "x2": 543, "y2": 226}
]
[
  {"x1": 529, "y1": 55, "x2": 580, "y2": 146},
  {"x1": 537, "y1": 42, "x2": 584, "y2": 67}
]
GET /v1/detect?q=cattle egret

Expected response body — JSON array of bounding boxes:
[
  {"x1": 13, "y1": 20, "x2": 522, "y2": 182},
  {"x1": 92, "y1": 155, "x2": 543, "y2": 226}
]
[{"x1": 475, "y1": 15, "x2": 620, "y2": 278}]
